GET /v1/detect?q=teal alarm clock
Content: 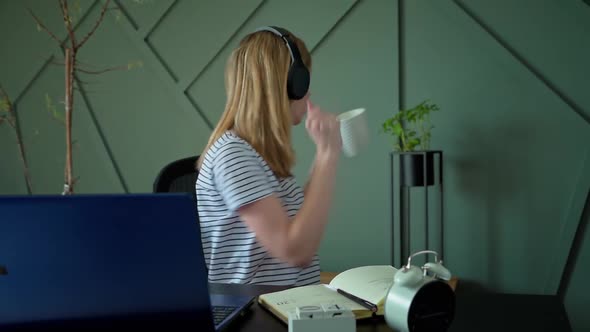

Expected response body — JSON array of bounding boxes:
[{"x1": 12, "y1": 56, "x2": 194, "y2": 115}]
[{"x1": 384, "y1": 250, "x2": 455, "y2": 332}]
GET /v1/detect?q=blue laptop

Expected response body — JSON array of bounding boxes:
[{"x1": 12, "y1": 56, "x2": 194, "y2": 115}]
[{"x1": 0, "y1": 193, "x2": 255, "y2": 331}]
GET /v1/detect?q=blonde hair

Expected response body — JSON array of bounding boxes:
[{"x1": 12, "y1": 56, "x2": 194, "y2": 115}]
[{"x1": 197, "y1": 28, "x2": 312, "y2": 178}]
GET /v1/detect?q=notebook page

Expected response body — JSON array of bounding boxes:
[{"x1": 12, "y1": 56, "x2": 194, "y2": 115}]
[
  {"x1": 258, "y1": 284, "x2": 367, "y2": 319},
  {"x1": 329, "y1": 265, "x2": 397, "y2": 305}
]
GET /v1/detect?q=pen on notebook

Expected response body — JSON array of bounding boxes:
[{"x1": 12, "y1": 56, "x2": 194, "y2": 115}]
[{"x1": 336, "y1": 288, "x2": 378, "y2": 313}]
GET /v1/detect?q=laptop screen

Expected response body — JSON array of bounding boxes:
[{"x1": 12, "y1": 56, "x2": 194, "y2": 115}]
[{"x1": 0, "y1": 193, "x2": 215, "y2": 331}]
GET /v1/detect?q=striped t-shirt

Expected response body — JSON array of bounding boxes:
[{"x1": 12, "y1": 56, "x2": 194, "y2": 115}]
[{"x1": 195, "y1": 131, "x2": 320, "y2": 286}]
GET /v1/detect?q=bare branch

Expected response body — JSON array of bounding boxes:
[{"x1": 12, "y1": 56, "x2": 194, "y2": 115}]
[
  {"x1": 64, "y1": 47, "x2": 75, "y2": 194},
  {"x1": 0, "y1": 83, "x2": 33, "y2": 193},
  {"x1": 77, "y1": 0, "x2": 112, "y2": 50},
  {"x1": 74, "y1": 79, "x2": 89, "y2": 85},
  {"x1": 27, "y1": 8, "x2": 62, "y2": 45},
  {"x1": 50, "y1": 59, "x2": 66, "y2": 67},
  {"x1": 59, "y1": 0, "x2": 77, "y2": 49},
  {"x1": 6, "y1": 117, "x2": 16, "y2": 130},
  {"x1": 0, "y1": 115, "x2": 12, "y2": 128},
  {"x1": 75, "y1": 59, "x2": 103, "y2": 67},
  {"x1": 76, "y1": 64, "x2": 127, "y2": 75}
]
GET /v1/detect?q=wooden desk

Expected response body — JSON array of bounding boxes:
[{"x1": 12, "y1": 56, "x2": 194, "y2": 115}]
[{"x1": 209, "y1": 283, "x2": 571, "y2": 332}]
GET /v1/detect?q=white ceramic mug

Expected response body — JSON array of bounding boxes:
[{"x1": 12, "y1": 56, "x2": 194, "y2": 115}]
[{"x1": 337, "y1": 108, "x2": 369, "y2": 157}]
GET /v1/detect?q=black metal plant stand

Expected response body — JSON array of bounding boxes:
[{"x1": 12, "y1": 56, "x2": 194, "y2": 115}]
[{"x1": 390, "y1": 150, "x2": 444, "y2": 268}]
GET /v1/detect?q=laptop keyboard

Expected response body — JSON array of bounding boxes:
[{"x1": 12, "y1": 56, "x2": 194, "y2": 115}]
[{"x1": 212, "y1": 305, "x2": 238, "y2": 325}]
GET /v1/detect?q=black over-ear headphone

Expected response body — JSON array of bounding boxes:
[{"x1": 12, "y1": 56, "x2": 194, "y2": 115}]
[{"x1": 254, "y1": 26, "x2": 310, "y2": 100}]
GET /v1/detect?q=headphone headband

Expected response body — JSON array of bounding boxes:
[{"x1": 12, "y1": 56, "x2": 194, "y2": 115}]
[
  {"x1": 254, "y1": 26, "x2": 296, "y2": 64},
  {"x1": 254, "y1": 26, "x2": 310, "y2": 100}
]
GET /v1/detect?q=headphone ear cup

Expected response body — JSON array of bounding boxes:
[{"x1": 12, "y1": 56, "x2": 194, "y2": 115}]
[{"x1": 287, "y1": 62, "x2": 310, "y2": 100}]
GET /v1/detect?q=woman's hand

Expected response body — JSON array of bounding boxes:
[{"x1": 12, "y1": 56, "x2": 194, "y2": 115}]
[
  {"x1": 238, "y1": 100, "x2": 342, "y2": 268},
  {"x1": 305, "y1": 100, "x2": 342, "y2": 157}
]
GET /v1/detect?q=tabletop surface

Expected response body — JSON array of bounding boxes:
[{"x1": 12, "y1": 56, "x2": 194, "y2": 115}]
[{"x1": 209, "y1": 283, "x2": 572, "y2": 332}]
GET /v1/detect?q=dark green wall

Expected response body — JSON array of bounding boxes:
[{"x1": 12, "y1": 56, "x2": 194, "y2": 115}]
[
  {"x1": 1, "y1": 0, "x2": 588, "y2": 329},
  {"x1": 563, "y1": 199, "x2": 590, "y2": 332}
]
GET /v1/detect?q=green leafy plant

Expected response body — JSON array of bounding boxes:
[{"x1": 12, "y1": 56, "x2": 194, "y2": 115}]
[{"x1": 381, "y1": 100, "x2": 440, "y2": 152}]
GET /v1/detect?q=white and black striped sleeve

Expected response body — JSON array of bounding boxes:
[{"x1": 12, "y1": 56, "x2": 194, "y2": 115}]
[{"x1": 211, "y1": 143, "x2": 274, "y2": 213}]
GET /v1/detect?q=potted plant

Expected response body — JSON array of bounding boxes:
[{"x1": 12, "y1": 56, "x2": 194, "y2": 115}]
[{"x1": 381, "y1": 99, "x2": 441, "y2": 187}]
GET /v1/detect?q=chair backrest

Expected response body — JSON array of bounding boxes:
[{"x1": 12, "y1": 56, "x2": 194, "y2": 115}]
[
  {"x1": 153, "y1": 156, "x2": 200, "y2": 201},
  {"x1": 154, "y1": 156, "x2": 207, "y2": 274}
]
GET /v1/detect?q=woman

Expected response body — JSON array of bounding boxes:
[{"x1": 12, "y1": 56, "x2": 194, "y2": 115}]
[{"x1": 195, "y1": 26, "x2": 341, "y2": 286}]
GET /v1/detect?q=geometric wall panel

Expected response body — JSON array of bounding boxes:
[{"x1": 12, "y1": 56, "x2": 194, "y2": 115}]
[
  {"x1": 72, "y1": 3, "x2": 213, "y2": 192},
  {"x1": 147, "y1": 0, "x2": 263, "y2": 84},
  {"x1": 187, "y1": 0, "x2": 357, "y2": 127},
  {"x1": 406, "y1": 0, "x2": 590, "y2": 294},
  {"x1": 456, "y1": 0, "x2": 590, "y2": 123},
  {"x1": 117, "y1": 0, "x2": 175, "y2": 32},
  {"x1": 2, "y1": 5, "x2": 590, "y2": 327}
]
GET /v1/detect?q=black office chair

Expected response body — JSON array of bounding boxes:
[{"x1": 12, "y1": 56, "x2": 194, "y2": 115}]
[
  {"x1": 154, "y1": 155, "x2": 211, "y2": 275},
  {"x1": 153, "y1": 155, "x2": 200, "y2": 204}
]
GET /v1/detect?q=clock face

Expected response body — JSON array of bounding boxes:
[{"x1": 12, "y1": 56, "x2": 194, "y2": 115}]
[{"x1": 407, "y1": 281, "x2": 455, "y2": 332}]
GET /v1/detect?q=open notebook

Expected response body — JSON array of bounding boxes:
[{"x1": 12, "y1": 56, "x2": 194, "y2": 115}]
[{"x1": 258, "y1": 265, "x2": 397, "y2": 323}]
